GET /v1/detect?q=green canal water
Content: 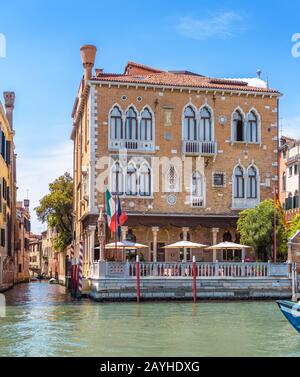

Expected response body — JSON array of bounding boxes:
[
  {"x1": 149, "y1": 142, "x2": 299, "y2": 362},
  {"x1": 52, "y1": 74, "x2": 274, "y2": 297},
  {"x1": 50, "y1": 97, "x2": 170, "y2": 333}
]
[{"x1": 0, "y1": 283, "x2": 300, "y2": 357}]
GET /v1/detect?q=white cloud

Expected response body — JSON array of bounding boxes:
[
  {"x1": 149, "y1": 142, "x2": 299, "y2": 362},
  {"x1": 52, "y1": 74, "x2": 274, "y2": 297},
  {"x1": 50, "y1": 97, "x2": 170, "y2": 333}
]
[
  {"x1": 282, "y1": 116, "x2": 300, "y2": 139},
  {"x1": 177, "y1": 11, "x2": 243, "y2": 40},
  {"x1": 17, "y1": 141, "x2": 73, "y2": 234}
]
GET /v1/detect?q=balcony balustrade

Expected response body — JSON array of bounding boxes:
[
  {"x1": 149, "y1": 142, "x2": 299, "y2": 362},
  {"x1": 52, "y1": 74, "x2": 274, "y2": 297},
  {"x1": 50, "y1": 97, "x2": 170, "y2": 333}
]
[
  {"x1": 109, "y1": 139, "x2": 154, "y2": 151},
  {"x1": 183, "y1": 140, "x2": 217, "y2": 156}
]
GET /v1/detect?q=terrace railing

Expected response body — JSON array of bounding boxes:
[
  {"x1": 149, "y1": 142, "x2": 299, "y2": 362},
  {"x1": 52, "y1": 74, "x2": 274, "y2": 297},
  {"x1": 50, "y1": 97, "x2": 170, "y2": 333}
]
[
  {"x1": 90, "y1": 261, "x2": 290, "y2": 279},
  {"x1": 183, "y1": 141, "x2": 217, "y2": 156}
]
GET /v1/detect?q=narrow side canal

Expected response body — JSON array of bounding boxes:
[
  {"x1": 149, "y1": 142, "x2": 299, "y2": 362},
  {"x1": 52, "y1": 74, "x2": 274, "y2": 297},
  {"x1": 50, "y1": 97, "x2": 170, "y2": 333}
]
[{"x1": 0, "y1": 283, "x2": 299, "y2": 357}]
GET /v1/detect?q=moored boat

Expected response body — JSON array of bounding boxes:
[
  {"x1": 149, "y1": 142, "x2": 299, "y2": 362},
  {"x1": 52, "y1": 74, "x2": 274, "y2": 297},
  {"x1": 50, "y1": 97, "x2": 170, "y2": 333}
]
[
  {"x1": 49, "y1": 278, "x2": 58, "y2": 285},
  {"x1": 277, "y1": 300, "x2": 300, "y2": 333}
]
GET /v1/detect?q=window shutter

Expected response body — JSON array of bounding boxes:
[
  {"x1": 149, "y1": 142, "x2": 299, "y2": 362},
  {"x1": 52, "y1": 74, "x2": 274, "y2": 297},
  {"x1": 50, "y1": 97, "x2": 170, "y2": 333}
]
[
  {"x1": 0, "y1": 183, "x2": 2, "y2": 213},
  {"x1": 6, "y1": 140, "x2": 10, "y2": 165},
  {"x1": 1, "y1": 228, "x2": 5, "y2": 247},
  {"x1": 1, "y1": 131, "x2": 5, "y2": 158},
  {"x1": 6, "y1": 186, "x2": 9, "y2": 207}
]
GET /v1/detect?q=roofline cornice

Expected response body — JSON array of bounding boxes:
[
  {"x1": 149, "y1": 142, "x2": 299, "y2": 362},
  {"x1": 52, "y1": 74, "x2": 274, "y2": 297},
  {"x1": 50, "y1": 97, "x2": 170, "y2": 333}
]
[{"x1": 88, "y1": 79, "x2": 282, "y2": 98}]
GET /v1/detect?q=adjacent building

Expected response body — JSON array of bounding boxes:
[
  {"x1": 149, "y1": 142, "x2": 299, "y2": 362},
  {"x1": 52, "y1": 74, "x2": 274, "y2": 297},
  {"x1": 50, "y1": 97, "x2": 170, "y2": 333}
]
[
  {"x1": 15, "y1": 200, "x2": 31, "y2": 283},
  {"x1": 41, "y1": 227, "x2": 59, "y2": 279},
  {"x1": 278, "y1": 136, "x2": 300, "y2": 221},
  {"x1": 29, "y1": 234, "x2": 42, "y2": 277},
  {"x1": 0, "y1": 92, "x2": 17, "y2": 288},
  {"x1": 71, "y1": 45, "x2": 281, "y2": 274}
]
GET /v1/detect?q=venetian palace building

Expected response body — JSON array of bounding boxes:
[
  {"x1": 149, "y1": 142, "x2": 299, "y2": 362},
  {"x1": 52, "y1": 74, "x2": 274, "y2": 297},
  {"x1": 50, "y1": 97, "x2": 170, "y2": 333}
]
[
  {"x1": 71, "y1": 45, "x2": 281, "y2": 274},
  {"x1": 0, "y1": 92, "x2": 16, "y2": 287}
]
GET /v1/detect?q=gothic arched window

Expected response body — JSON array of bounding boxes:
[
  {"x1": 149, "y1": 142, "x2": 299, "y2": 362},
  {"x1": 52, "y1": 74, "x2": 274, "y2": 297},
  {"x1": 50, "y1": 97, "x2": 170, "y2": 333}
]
[
  {"x1": 233, "y1": 110, "x2": 244, "y2": 142},
  {"x1": 126, "y1": 163, "x2": 137, "y2": 196},
  {"x1": 247, "y1": 166, "x2": 258, "y2": 199},
  {"x1": 184, "y1": 106, "x2": 197, "y2": 141},
  {"x1": 141, "y1": 108, "x2": 153, "y2": 141},
  {"x1": 111, "y1": 162, "x2": 124, "y2": 195},
  {"x1": 234, "y1": 166, "x2": 245, "y2": 198},
  {"x1": 192, "y1": 171, "x2": 203, "y2": 198},
  {"x1": 125, "y1": 107, "x2": 138, "y2": 140},
  {"x1": 200, "y1": 107, "x2": 212, "y2": 142},
  {"x1": 248, "y1": 111, "x2": 258, "y2": 143},
  {"x1": 110, "y1": 106, "x2": 123, "y2": 140},
  {"x1": 139, "y1": 164, "x2": 151, "y2": 197}
]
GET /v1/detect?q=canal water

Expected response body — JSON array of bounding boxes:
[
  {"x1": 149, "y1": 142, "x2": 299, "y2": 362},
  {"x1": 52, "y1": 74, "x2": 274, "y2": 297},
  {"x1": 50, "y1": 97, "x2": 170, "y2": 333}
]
[{"x1": 0, "y1": 283, "x2": 300, "y2": 357}]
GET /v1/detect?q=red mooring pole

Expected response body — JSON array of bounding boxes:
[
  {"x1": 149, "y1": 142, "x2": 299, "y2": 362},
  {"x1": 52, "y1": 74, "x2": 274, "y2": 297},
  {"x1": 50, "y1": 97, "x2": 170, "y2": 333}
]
[
  {"x1": 136, "y1": 255, "x2": 140, "y2": 303},
  {"x1": 274, "y1": 185, "x2": 277, "y2": 264},
  {"x1": 193, "y1": 256, "x2": 197, "y2": 303}
]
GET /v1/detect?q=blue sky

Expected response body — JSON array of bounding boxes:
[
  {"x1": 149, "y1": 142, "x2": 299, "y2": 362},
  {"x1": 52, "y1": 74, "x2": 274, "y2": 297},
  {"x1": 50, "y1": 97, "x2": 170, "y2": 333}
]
[{"x1": 0, "y1": 0, "x2": 300, "y2": 232}]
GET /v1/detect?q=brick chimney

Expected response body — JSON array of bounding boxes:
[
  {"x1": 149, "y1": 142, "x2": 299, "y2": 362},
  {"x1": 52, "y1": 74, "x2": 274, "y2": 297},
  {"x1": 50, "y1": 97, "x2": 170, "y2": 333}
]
[
  {"x1": 80, "y1": 45, "x2": 97, "y2": 81},
  {"x1": 3, "y1": 92, "x2": 15, "y2": 130}
]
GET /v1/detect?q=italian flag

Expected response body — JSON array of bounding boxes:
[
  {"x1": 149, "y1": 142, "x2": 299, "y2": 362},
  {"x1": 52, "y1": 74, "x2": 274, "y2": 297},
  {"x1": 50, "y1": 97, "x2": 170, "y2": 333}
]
[{"x1": 105, "y1": 190, "x2": 128, "y2": 233}]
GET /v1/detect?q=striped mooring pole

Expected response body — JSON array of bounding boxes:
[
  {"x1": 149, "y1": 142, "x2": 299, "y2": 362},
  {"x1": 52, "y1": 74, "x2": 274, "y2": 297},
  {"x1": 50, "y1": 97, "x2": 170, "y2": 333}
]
[
  {"x1": 77, "y1": 240, "x2": 84, "y2": 299},
  {"x1": 192, "y1": 256, "x2": 197, "y2": 304},
  {"x1": 136, "y1": 255, "x2": 140, "y2": 303},
  {"x1": 70, "y1": 243, "x2": 76, "y2": 296}
]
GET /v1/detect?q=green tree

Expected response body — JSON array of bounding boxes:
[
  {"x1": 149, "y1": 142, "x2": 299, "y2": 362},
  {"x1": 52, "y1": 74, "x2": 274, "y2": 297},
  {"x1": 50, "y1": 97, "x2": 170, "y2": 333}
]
[
  {"x1": 35, "y1": 173, "x2": 73, "y2": 252},
  {"x1": 237, "y1": 199, "x2": 288, "y2": 261},
  {"x1": 288, "y1": 214, "x2": 300, "y2": 239}
]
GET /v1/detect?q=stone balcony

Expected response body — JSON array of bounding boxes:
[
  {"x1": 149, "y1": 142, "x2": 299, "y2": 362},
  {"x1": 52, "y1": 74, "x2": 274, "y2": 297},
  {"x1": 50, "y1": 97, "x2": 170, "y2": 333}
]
[
  {"x1": 182, "y1": 140, "x2": 217, "y2": 156},
  {"x1": 109, "y1": 138, "x2": 155, "y2": 152}
]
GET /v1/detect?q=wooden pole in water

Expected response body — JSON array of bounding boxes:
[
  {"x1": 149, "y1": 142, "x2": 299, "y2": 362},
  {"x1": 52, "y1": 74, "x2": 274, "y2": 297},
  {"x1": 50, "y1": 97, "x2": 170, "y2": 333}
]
[
  {"x1": 193, "y1": 256, "x2": 197, "y2": 303},
  {"x1": 136, "y1": 255, "x2": 140, "y2": 303},
  {"x1": 273, "y1": 185, "x2": 277, "y2": 264},
  {"x1": 77, "y1": 240, "x2": 84, "y2": 299}
]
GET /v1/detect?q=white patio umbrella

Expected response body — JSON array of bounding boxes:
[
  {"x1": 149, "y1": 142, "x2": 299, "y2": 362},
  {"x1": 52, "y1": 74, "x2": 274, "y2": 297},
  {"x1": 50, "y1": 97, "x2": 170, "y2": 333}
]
[
  {"x1": 163, "y1": 241, "x2": 207, "y2": 262},
  {"x1": 104, "y1": 241, "x2": 148, "y2": 262},
  {"x1": 205, "y1": 242, "x2": 251, "y2": 250},
  {"x1": 105, "y1": 241, "x2": 148, "y2": 250},
  {"x1": 206, "y1": 242, "x2": 251, "y2": 262},
  {"x1": 164, "y1": 241, "x2": 207, "y2": 249}
]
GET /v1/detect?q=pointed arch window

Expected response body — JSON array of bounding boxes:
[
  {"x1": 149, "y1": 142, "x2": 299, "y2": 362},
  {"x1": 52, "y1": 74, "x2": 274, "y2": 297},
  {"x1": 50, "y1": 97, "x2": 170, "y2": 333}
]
[
  {"x1": 234, "y1": 166, "x2": 245, "y2": 198},
  {"x1": 248, "y1": 111, "x2": 258, "y2": 143},
  {"x1": 200, "y1": 107, "x2": 212, "y2": 141},
  {"x1": 247, "y1": 166, "x2": 258, "y2": 199},
  {"x1": 192, "y1": 171, "x2": 203, "y2": 198},
  {"x1": 233, "y1": 111, "x2": 244, "y2": 142},
  {"x1": 184, "y1": 106, "x2": 197, "y2": 141},
  {"x1": 139, "y1": 165, "x2": 151, "y2": 197},
  {"x1": 110, "y1": 106, "x2": 123, "y2": 140},
  {"x1": 111, "y1": 162, "x2": 124, "y2": 195},
  {"x1": 125, "y1": 108, "x2": 138, "y2": 140},
  {"x1": 126, "y1": 163, "x2": 137, "y2": 196},
  {"x1": 141, "y1": 108, "x2": 153, "y2": 141}
]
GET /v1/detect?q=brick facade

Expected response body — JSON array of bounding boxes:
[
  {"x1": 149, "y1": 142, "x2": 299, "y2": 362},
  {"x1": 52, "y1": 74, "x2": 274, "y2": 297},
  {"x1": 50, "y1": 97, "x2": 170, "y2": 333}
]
[{"x1": 71, "y1": 45, "x2": 280, "y2": 274}]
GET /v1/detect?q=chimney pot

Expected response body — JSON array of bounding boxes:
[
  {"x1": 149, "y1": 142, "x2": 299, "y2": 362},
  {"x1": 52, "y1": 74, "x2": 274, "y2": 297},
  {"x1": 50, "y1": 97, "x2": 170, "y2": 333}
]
[
  {"x1": 95, "y1": 68, "x2": 103, "y2": 77},
  {"x1": 256, "y1": 69, "x2": 262, "y2": 79},
  {"x1": 80, "y1": 45, "x2": 97, "y2": 81},
  {"x1": 3, "y1": 92, "x2": 15, "y2": 130}
]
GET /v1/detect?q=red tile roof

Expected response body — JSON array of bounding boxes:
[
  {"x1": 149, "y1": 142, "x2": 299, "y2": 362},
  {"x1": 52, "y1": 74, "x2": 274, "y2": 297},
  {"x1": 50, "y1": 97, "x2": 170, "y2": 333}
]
[{"x1": 93, "y1": 61, "x2": 280, "y2": 94}]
